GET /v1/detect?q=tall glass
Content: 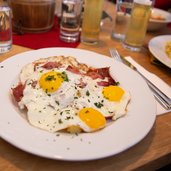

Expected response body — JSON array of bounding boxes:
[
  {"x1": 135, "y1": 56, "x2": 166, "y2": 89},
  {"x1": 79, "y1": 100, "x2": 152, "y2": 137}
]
[
  {"x1": 81, "y1": 0, "x2": 104, "y2": 45},
  {"x1": 111, "y1": 0, "x2": 133, "y2": 41},
  {"x1": 0, "y1": 1, "x2": 12, "y2": 54},
  {"x1": 123, "y1": 0, "x2": 154, "y2": 52},
  {"x1": 60, "y1": 0, "x2": 83, "y2": 42}
]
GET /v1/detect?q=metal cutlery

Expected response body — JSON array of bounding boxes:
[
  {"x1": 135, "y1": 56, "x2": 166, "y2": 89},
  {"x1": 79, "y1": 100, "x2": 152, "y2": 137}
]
[{"x1": 109, "y1": 48, "x2": 171, "y2": 110}]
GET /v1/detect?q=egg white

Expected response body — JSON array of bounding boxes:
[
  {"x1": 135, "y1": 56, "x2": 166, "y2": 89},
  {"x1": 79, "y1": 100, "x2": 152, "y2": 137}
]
[
  {"x1": 73, "y1": 76, "x2": 131, "y2": 120},
  {"x1": 17, "y1": 59, "x2": 131, "y2": 133}
]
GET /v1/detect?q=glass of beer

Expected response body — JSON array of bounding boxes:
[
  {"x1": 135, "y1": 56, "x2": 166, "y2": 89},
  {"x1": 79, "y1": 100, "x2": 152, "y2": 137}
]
[
  {"x1": 123, "y1": 0, "x2": 154, "y2": 52},
  {"x1": 81, "y1": 0, "x2": 104, "y2": 45}
]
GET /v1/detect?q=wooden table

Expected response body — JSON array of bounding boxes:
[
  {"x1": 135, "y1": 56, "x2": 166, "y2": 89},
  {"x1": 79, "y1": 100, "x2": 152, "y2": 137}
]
[{"x1": 0, "y1": 2, "x2": 171, "y2": 171}]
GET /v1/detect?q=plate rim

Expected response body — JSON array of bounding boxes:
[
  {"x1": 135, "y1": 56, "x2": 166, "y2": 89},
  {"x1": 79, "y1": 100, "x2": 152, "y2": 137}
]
[
  {"x1": 148, "y1": 35, "x2": 171, "y2": 68},
  {"x1": 150, "y1": 7, "x2": 171, "y2": 23},
  {"x1": 0, "y1": 47, "x2": 156, "y2": 161}
]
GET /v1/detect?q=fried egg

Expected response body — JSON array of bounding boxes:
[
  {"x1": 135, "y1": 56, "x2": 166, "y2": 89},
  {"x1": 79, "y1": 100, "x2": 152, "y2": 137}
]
[
  {"x1": 13, "y1": 56, "x2": 131, "y2": 133},
  {"x1": 73, "y1": 76, "x2": 130, "y2": 120}
]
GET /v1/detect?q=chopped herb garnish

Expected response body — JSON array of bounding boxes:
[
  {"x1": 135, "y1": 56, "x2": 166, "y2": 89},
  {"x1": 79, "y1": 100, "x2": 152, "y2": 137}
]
[
  {"x1": 86, "y1": 90, "x2": 90, "y2": 96},
  {"x1": 94, "y1": 102, "x2": 104, "y2": 108},
  {"x1": 116, "y1": 81, "x2": 120, "y2": 86},
  {"x1": 65, "y1": 116, "x2": 71, "y2": 120},
  {"x1": 45, "y1": 75, "x2": 56, "y2": 81},
  {"x1": 75, "y1": 133, "x2": 79, "y2": 136},
  {"x1": 55, "y1": 101, "x2": 59, "y2": 105},
  {"x1": 61, "y1": 71, "x2": 69, "y2": 82},
  {"x1": 58, "y1": 119, "x2": 63, "y2": 124},
  {"x1": 65, "y1": 110, "x2": 70, "y2": 112}
]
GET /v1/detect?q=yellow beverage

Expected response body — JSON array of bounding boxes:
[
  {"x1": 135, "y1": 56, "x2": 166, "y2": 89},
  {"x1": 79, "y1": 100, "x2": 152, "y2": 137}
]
[
  {"x1": 81, "y1": 0, "x2": 104, "y2": 44},
  {"x1": 123, "y1": 2, "x2": 152, "y2": 51}
]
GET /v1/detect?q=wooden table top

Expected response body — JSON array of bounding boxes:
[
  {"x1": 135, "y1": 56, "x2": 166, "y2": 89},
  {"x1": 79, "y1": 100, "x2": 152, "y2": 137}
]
[{"x1": 0, "y1": 2, "x2": 171, "y2": 171}]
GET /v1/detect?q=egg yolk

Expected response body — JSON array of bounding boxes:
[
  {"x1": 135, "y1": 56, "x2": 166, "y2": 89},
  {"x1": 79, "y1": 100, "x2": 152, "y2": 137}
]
[
  {"x1": 102, "y1": 86, "x2": 124, "y2": 102},
  {"x1": 79, "y1": 108, "x2": 106, "y2": 130},
  {"x1": 39, "y1": 71, "x2": 64, "y2": 92}
]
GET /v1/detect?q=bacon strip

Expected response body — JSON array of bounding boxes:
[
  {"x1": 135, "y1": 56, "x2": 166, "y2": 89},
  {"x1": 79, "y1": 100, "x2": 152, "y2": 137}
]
[
  {"x1": 87, "y1": 67, "x2": 117, "y2": 86},
  {"x1": 66, "y1": 65, "x2": 81, "y2": 74},
  {"x1": 97, "y1": 81, "x2": 110, "y2": 86},
  {"x1": 76, "y1": 78, "x2": 87, "y2": 88},
  {"x1": 11, "y1": 83, "x2": 25, "y2": 102},
  {"x1": 41, "y1": 62, "x2": 60, "y2": 69}
]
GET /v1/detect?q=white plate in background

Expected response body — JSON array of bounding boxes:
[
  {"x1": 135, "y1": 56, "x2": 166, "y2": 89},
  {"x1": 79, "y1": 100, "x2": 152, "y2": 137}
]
[
  {"x1": 149, "y1": 35, "x2": 171, "y2": 68},
  {"x1": 148, "y1": 8, "x2": 171, "y2": 31}
]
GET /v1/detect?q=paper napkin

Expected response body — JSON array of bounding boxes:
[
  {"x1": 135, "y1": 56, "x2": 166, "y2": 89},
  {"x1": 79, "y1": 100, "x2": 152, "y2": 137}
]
[{"x1": 125, "y1": 56, "x2": 171, "y2": 115}]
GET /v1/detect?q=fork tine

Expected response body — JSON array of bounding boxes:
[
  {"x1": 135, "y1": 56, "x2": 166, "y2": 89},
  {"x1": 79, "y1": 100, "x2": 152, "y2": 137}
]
[{"x1": 109, "y1": 48, "x2": 122, "y2": 62}]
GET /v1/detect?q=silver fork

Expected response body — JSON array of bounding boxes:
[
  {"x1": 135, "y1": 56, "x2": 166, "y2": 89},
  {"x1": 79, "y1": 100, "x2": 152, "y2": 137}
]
[{"x1": 109, "y1": 48, "x2": 171, "y2": 110}]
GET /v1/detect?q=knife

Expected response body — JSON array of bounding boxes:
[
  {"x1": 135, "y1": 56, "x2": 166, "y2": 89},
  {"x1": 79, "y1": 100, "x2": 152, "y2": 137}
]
[
  {"x1": 121, "y1": 56, "x2": 171, "y2": 110},
  {"x1": 109, "y1": 47, "x2": 171, "y2": 110}
]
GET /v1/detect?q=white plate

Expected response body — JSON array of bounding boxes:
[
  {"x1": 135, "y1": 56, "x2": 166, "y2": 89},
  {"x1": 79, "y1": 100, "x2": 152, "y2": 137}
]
[
  {"x1": 150, "y1": 8, "x2": 171, "y2": 23},
  {"x1": 149, "y1": 35, "x2": 171, "y2": 68},
  {"x1": 0, "y1": 48, "x2": 156, "y2": 161},
  {"x1": 148, "y1": 8, "x2": 171, "y2": 31}
]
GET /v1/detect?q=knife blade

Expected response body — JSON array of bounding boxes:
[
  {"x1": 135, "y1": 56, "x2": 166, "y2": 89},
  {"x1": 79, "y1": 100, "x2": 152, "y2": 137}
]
[{"x1": 119, "y1": 56, "x2": 171, "y2": 110}]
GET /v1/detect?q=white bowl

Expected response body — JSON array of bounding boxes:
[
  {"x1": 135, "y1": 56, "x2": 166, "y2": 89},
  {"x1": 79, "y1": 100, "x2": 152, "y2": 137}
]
[{"x1": 147, "y1": 8, "x2": 171, "y2": 31}]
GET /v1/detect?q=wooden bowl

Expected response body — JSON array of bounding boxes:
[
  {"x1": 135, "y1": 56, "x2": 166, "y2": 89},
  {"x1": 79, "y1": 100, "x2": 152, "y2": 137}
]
[{"x1": 10, "y1": 0, "x2": 56, "y2": 33}]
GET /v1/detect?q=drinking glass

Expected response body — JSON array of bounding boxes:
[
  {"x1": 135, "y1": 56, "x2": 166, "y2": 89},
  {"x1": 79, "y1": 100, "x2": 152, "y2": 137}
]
[
  {"x1": 111, "y1": 0, "x2": 133, "y2": 41},
  {"x1": 122, "y1": 0, "x2": 155, "y2": 52},
  {"x1": 59, "y1": 0, "x2": 83, "y2": 43},
  {"x1": 81, "y1": 0, "x2": 104, "y2": 45},
  {"x1": 0, "y1": 1, "x2": 12, "y2": 54}
]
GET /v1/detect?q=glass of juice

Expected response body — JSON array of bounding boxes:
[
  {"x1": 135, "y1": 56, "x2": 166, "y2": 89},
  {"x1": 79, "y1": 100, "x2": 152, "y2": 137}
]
[
  {"x1": 122, "y1": 0, "x2": 154, "y2": 52},
  {"x1": 81, "y1": 0, "x2": 104, "y2": 45}
]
